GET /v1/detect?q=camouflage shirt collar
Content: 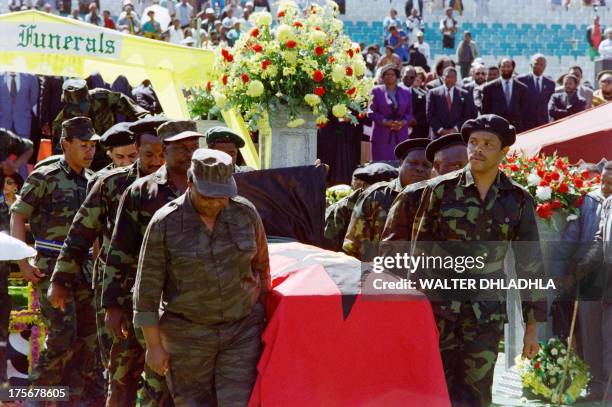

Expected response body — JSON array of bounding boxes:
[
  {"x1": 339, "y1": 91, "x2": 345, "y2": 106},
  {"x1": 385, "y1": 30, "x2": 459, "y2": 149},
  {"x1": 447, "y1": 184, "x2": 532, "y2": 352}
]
[
  {"x1": 462, "y1": 166, "x2": 514, "y2": 191},
  {"x1": 58, "y1": 157, "x2": 88, "y2": 180},
  {"x1": 182, "y1": 190, "x2": 232, "y2": 232},
  {"x1": 390, "y1": 177, "x2": 404, "y2": 192},
  {"x1": 151, "y1": 164, "x2": 170, "y2": 185},
  {"x1": 129, "y1": 160, "x2": 142, "y2": 179}
]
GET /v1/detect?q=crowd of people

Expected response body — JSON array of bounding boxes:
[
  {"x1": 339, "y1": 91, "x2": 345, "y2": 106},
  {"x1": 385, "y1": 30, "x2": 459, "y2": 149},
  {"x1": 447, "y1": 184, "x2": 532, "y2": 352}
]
[{"x1": 0, "y1": 0, "x2": 611, "y2": 406}]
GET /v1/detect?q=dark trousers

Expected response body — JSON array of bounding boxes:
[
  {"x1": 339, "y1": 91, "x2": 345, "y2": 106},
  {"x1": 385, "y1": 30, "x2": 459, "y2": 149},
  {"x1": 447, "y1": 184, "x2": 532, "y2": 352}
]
[
  {"x1": 0, "y1": 264, "x2": 9, "y2": 382},
  {"x1": 443, "y1": 35, "x2": 455, "y2": 49}
]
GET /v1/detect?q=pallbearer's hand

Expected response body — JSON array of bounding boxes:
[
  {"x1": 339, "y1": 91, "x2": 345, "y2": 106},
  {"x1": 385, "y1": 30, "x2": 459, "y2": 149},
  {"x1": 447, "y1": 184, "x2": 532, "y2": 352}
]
[
  {"x1": 47, "y1": 282, "x2": 69, "y2": 311},
  {"x1": 105, "y1": 306, "x2": 128, "y2": 339},
  {"x1": 522, "y1": 323, "x2": 539, "y2": 359},
  {"x1": 146, "y1": 345, "x2": 169, "y2": 376}
]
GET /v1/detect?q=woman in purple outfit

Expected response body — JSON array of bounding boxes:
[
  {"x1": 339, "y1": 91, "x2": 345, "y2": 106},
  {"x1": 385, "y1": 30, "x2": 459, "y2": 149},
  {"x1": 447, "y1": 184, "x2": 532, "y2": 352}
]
[{"x1": 368, "y1": 64, "x2": 414, "y2": 161}]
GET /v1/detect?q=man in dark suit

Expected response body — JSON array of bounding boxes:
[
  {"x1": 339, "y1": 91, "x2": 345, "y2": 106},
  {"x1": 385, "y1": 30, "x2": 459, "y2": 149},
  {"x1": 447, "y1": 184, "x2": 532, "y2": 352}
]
[
  {"x1": 517, "y1": 54, "x2": 555, "y2": 130},
  {"x1": 426, "y1": 57, "x2": 455, "y2": 90},
  {"x1": 481, "y1": 58, "x2": 528, "y2": 132},
  {"x1": 408, "y1": 44, "x2": 430, "y2": 72},
  {"x1": 401, "y1": 66, "x2": 429, "y2": 139},
  {"x1": 463, "y1": 64, "x2": 487, "y2": 114},
  {"x1": 548, "y1": 74, "x2": 587, "y2": 122},
  {"x1": 426, "y1": 66, "x2": 476, "y2": 139}
]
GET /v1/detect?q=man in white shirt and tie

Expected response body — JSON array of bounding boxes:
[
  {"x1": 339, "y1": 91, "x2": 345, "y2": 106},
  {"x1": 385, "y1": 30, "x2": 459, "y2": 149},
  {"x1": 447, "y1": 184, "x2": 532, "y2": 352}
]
[{"x1": 517, "y1": 54, "x2": 555, "y2": 130}]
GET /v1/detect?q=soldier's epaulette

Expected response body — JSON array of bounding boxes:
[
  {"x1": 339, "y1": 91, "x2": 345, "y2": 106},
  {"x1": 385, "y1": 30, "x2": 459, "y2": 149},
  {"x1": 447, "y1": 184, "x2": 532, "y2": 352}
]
[
  {"x1": 31, "y1": 159, "x2": 63, "y2": 177},
  {"x1": 230, "y1": 195, "x2": 258, "y2": 215},
  {"x1": 424, "y1": 169, "x2": 464, "y2": 190},
  {"x1": 96, "y1": 165, "x2": 130, "y2": 183},
  {"x1": 150, "y1": 198, "x2": 181, "y2": 224}
]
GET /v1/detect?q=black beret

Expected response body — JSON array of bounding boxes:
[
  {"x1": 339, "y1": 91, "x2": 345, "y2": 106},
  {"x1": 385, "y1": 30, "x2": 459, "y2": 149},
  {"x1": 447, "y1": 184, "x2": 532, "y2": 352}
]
[
  {"x1": 460, "y1": 114, "x2": 516, "y2": 147},
  {"x1": 205, "y1": 126, "x2": 245, "y2": 148},
  {"x1": 353, "y1": 163, "x2": 398, "y2": 184},
  {"x1": 425, "y1": 133, "x2": 466, "y2": 162},
  {"x1": 100, "y1": 122, "x2": 135, "y2": 148},
  {"x1": 394, "y1": 138, "x2": 431, "y2": 161},
  {"x1": 128, "y1": 115, "x2": 171, "y2": 136}
]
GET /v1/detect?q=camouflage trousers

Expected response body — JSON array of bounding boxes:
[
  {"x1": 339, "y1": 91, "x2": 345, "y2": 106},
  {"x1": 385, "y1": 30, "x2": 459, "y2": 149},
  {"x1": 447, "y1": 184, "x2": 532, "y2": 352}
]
[
  {"x1": 106, "y1": 308, "x2": 173, "y2": 407},
  {"x1": 161, "y1": 304, "x2": 265, "y2": 407},
  {"x1": 436, "y1": 302, "x2": 504, "y2": 407},
  {"x1": 0, "y1": 263, "x2": 10, "y2": 383},
  {"x1": 31, "y1": 276, "x2": 104, "y2": 404},
  {"x1": 93, "y1": 260, "x2": 113, "y2": 368}
]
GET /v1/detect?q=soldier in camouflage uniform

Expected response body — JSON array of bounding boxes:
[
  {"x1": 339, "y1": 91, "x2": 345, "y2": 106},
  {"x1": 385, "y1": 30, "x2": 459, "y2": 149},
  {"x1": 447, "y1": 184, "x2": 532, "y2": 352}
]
[
  {"x1": 324, "y1": 163, "x2": 398, "y2": 251},
  {"x1": 134, "y1": 148, "x2": 270, "y2": 406},
  {"x1": 411, "y1": 115, "x2": 546, "y2": 407},
  {"x1": 0, "y1": 128, "x2": 34, "y2": 383},
  {"x1": 381, "y1": 133, "x2": 468, "y2": 250},
  {"x1": 49, "y1": 117, "x2": 166, "y2": 395},
  {"x1": 343, "y1": 138, "x2": 432, "y2": 261},
  {"x1": 204, "y1": 126, "x2": 254, "y2": 173},
  {"x1": 52, "y1": 79, "x2": 149, "y2": 171},
  {"x1": 103, "y1": 120, "x2": 202, "y2": 407},
  {"x1": 10, "y1": 117, "x2": 100, "y2": 404}
]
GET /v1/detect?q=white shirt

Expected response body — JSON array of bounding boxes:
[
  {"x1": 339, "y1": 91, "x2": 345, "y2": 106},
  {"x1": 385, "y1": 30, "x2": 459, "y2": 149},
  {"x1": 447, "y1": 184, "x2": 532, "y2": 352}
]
[
  {"x1": 169, "y1": 26, "x2": 185, "y2": 44},
  {"x1": 599, "y1": 38, "x2": 612, "y2": 59},
  {"x1": 416, "y1": 41, "x2": 430, "y2": 61},
  {"x1": 503, "y1": 79, "x2": 513, "y2": 101},
  {"x1": 5, "y1": 73, "x2": 21, "y2": 94},
  {"x1": 440, "y1": 17, "x2": 456, "y2": 34}
]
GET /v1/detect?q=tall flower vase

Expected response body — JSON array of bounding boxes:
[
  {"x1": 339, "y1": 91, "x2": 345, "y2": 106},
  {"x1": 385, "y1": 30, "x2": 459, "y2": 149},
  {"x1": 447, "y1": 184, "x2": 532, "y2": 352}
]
[
  {"x1": 536, "y1": 210, "x2": 569, "y2": 341},
  {"x1": 258, "y1": 108, "x2": 317, "y2": 169}
]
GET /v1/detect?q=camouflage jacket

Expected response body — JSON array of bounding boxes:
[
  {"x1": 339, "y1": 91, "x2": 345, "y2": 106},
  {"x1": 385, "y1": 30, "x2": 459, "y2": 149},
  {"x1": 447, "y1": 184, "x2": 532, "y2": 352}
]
[
  {"x1": 51, "y1": 89, "x2": 148, "y2": 169},
  {"x1": 324, "y1": 188, "x2": 363, "y2": 252},
  {"x1": 133, "y1": 193, "x2": 271, "y2": 327},
  {"x1": 51, "y1": 161, "x2": 142, "y2": 289},
  {"x1": 102, "y1": 165, "x2": 182, "y2": 311},
  {"x1": 10, "y1": 158, "x2": 93, "y2": 277},
  {"x1": 343, "y1": 178, "x2": 403, "y2": 261},
  {"x1": 412, "y1": 166, "x2": 547, "y2": 324},
  {"x1": 87, "y1": 163, "x2": 117, "y2": 193}
]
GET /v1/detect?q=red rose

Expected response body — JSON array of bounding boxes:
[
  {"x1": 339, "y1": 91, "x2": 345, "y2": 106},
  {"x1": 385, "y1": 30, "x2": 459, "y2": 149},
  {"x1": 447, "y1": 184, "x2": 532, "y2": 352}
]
[
  {"x1": 346, "y1": 87, "x2": 356, "y2": 96},
  {"x1": 313, "y1": 70, "x2": 324, "y2": 83},
  {"x1": 581, "y1": 170, "x2": 591, "y2": 179},
  {"x1": 314, "y1": 26, "x2": 321, "y2": 31},
  {"x1": 277, "y1": 10, "x2": 286, "y2": 17},
  {"x1": 316, "y1": 122, "x2": 327, "y2": 129},
  {"x1": 221, "y1": 49, "x2": 234, "y2": 62},
  {"x1": 314, "y1": 46, "x2": 324, "y2": 56},
  {"x1": 534, "y1": 362, "x2": 541, "y2": 370},
  {"x1": 551, "y1": 199, "x2": 562, "y2": 209},
  {"x1": 537, "y1": 169, "x2": 545, "y2": 178},
  {"x1": 509, "y1": 164, "x2": 520, "y2": 172},
  {"x1": 347, "y1": 49, "x2": 354, "y2": 58},
  {"x1": 574, "y1": 178, "x2": 584, "y2": 188},
  {"x1": 314, "y1": 86, "x2": 325, "y2": 96},
  {"x1": 551, "y1": 172, "x2": 560, "y2": 181},
  {"x1": 357, "y1": 112, "x2": 366, "y2": 119},
  {"x1": 544, "y1": 173, "x2": 552, "y2": 183},
  {"x1": 206, "y1": 81, "x2": 212, "y2": 92},
  {"x1": 250, "y1": 28, "x2": 260, "y2": 37},
  {"x1": 261, "y1": 59, "x2": 271, "y2": 70},
  {"x1": 539, "y1": 180, "x2": 549, "y2": 187},
  {"x1": 328, "y1": 56, "x2": 336, "y2": 64},
  {"x1": 252, "y1": 44, "x2": 263, "y2": 53},
  {"x1": 222, "y1": 75, "x2": 228, "y2": 85},
  {"x1": 345, "y1": 66, "x2": 353, "y2": 76},
  {"x1": 507, "y1": 156, "x2": 515, "y2": 163},
  {"x1": 556, "y1": 158, "x2": 565, "y2": 167},
  {"x1": 355, "y1": 46, "x2": 361, "y2": 53},
  {"x1": 574, "y1": 195, "x2": 585, "y2": 207},
  {"x1": 557, "y1": 183, "x2": 569, "y2": 193},
  {"x1": 241, "y1": 73, "x2": 250, "y2": 83},
  {"x1": 286, "y1": 40, "x2": 297, "y2": 49},
  {"x1": 536, "y1": 203, "x2": 553, "y2": 220},
  {"x1": 294, "y1": 21, "x2": 303, "y2": 28}
]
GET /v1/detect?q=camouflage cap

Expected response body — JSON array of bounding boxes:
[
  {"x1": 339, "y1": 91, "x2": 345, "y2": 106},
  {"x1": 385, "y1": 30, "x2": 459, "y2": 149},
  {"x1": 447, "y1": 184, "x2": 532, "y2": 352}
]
[
  {"x1": 188, "y1": 148, "x2": 237, "y2": 198},
  {"x1": 205, "y1": 126, "x2": 245, "y2": 148},
  {"x1": 100, "y1": 122, "x2": 135, "y2": 148},
  {"x1": 62, "y1": 78, "x2": 90, "y2": 107},
  {"x1": 157, "y1": 120, "x2": 203, "y2": 143},
  {"x1": 61, "y1": 116, "x2": 101, "y2": 141},
  {"x1": 128, "y1": 115, "x2": 170, "y2": 136}
]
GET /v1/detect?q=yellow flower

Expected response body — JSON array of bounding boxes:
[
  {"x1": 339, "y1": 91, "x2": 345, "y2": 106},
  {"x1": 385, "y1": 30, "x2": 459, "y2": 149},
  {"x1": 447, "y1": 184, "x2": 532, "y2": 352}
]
[
  {"x1": 307, "y1": 14, "x2": 322, "y2": 27},
  {"x1": 316, "y1": 115, "x2": 329, "y2": 125},
  {"x1": 275, "y1": 24, "x2": 293, "y2": 43},
  {"x1": 304, "y1": 94, "x2": 321, "y2": 106},
  {"x1": 331, "y1": 19, "x2": 343, "y2": 32},
  {"x1": 246, "y1": 80, "x2": 265, "y2": 97},
  {"x1": 283, "y1": 50, "x2": 298, "y2": 65},
  {"x1": 250, "y1": 11, "x2": 272, "y2": 27},
  {"x1": 309, "y1": 30, "x2": 327, "y2": 46},
  {"x1": 213, "y1": 91, "x2": 228, "y2": 109},
  {"x1": 332, "y1": 104, "x2": 348, "y2": 118},
  {"x1": 331, "y1": 65, "x2": 345, "y2": 83},
  {"x1": 287, "y1": 118, "x2": 305, "y2": 128},
  {"x1": 282, "y1": 66, "x2": 297, "y2": 76},
  {"x1": 353, "y1": 60, "x2": 367, "y2": 76}
]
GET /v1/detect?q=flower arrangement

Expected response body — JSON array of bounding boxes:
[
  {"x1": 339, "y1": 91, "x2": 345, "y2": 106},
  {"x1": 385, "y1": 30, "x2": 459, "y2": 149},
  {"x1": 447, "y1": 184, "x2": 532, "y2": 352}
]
[
  {"x1": 501, "y1": 153, "x2": 598, "y2": 224},
  {"x1": 326, "y1": 184, "x2": 352, "y2": 207},
  {"x1": 515, "y1": 337, "x2": 590, "y2": 404},
  {"x1": 186, "y1": 83, "x2": 224, "y2": 121},
  {"x1": 211, "y1": 0, "x2": 373, "y2": 129}
]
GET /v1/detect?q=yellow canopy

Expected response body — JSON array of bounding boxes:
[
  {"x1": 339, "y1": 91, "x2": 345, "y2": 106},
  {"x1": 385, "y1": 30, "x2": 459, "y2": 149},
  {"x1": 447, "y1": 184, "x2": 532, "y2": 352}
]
[{"x1": 0, "y1": 10, "x2": 259, "y2": 168}]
